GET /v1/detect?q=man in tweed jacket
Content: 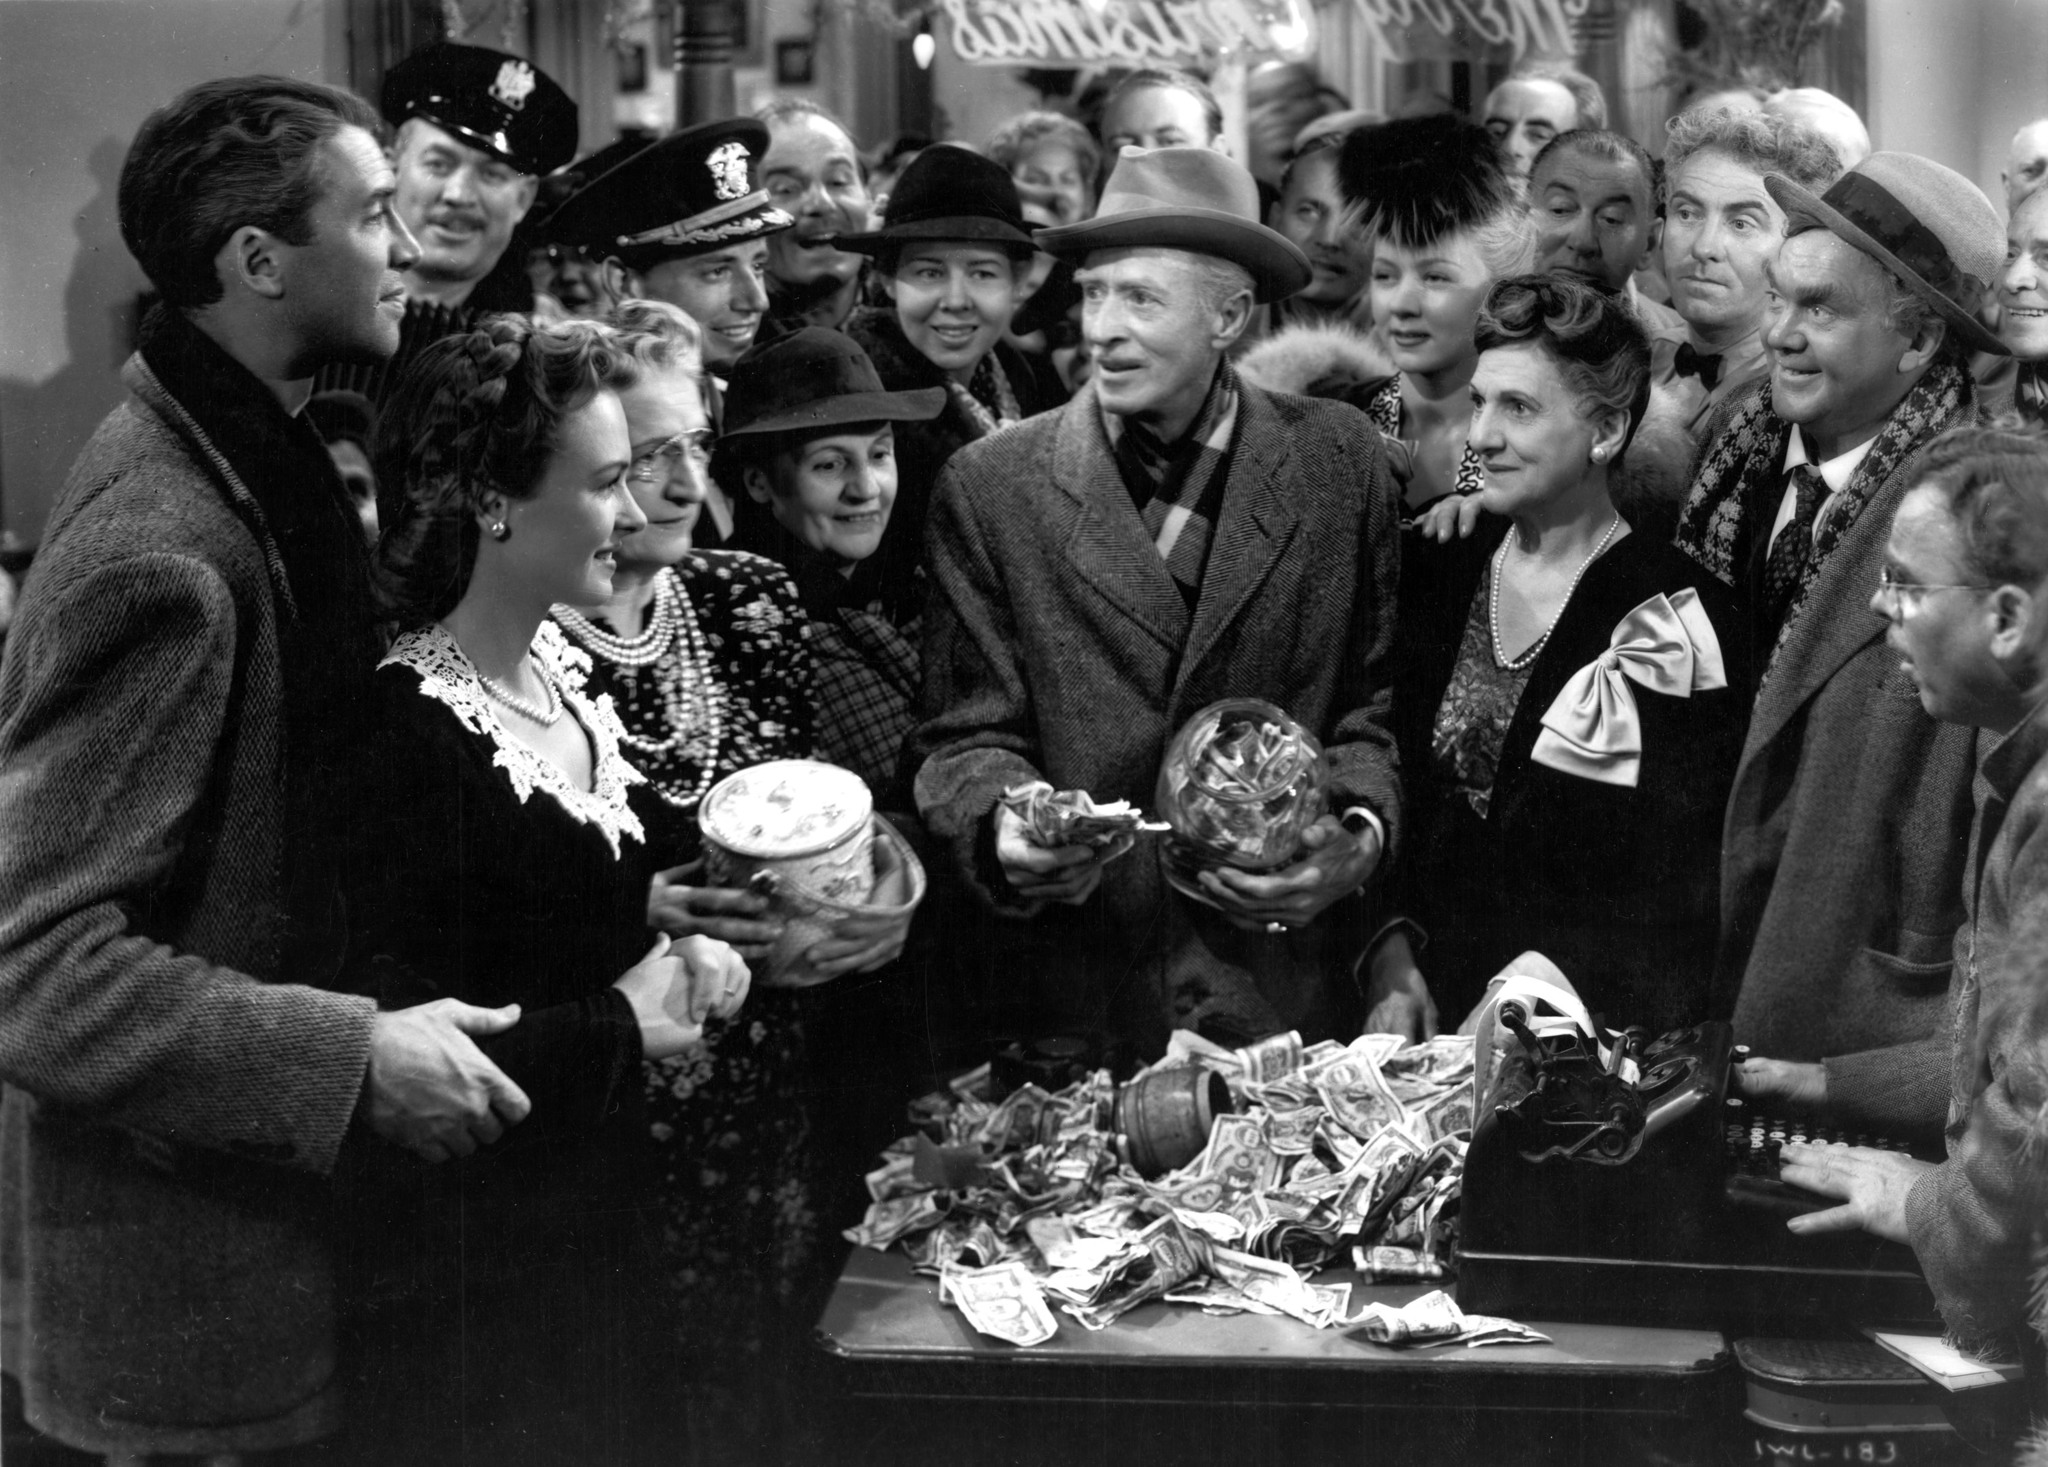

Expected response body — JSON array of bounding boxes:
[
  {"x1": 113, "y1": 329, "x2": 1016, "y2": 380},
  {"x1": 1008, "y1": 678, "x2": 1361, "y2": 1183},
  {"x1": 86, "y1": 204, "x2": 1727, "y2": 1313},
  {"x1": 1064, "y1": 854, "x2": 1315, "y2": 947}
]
[
  {"x1": 909, "y1": 147, "x2": 1401, "y2": 1058},
  {"x1": 0, "y1": 78, "x2": 530, "y2": 1457},
  {"x1": 1670, "y1": 154, "x2": 2009, "y2": 1137}
]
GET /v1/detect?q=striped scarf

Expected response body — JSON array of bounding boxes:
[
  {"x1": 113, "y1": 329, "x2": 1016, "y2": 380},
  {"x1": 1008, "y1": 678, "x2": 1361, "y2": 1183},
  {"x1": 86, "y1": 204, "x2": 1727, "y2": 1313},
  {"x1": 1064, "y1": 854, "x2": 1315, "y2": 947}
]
[{"x1": 1103, "y1": 363, "x2": 1240, "y2": 607}]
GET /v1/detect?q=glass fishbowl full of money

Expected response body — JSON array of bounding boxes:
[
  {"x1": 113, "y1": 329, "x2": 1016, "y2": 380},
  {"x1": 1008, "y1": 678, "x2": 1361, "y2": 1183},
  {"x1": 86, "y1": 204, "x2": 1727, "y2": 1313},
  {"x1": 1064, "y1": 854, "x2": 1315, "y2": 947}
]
[{"x1": 1156, "y1": 698, "x2": 1326, "y2": 904}]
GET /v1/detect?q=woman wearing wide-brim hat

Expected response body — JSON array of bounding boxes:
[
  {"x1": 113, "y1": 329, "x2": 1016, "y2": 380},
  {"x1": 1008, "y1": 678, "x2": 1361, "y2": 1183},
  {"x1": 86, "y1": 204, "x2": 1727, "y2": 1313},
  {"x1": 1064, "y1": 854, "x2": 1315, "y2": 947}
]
[
  {"x1": 829, "y1": 144, "x2": 1068, "y2": 624},
  {"x1": 716, "y1": 326, "x2": 945, "y2": 801},
  {"x1": 712, "y1": 325, "x2": 974, "y2": 1288}
]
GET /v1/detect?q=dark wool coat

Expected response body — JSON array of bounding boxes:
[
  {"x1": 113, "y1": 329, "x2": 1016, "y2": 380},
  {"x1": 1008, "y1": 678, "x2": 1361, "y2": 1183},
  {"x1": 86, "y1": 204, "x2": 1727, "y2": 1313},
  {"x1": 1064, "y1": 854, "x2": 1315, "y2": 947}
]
[
  {"x1": 1391, "y1": 519, "x2": 1748, "y2": 1032},
  {"x1": 0, "y1": 346, "x2": 378, "y2": 1452},
  {"x1": 1686, "y1": 379, "x2": 1979, "y2": 1134},
  {"x1": 909, "y1": 378, "x2": 1403, "y2": 1057}
]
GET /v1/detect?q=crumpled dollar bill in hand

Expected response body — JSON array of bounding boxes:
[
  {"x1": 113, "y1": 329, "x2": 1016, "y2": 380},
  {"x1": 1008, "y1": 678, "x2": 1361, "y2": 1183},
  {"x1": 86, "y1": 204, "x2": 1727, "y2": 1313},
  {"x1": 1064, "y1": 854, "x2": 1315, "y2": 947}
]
[{"x1": 1001, "y1": 781, "x2": 1169, "y2": 850}]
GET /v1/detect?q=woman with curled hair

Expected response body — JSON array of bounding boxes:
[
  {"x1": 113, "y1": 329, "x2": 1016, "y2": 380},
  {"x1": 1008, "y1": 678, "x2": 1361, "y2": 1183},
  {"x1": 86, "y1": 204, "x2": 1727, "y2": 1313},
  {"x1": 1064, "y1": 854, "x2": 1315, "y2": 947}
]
[
  {"x1": 1338, "y1": 114, "x2": 1536, "y2": 510},
  {"x1": 1363, "y1": 276, "x2": 1749, "y2": 1040},
  {"x1": 547, "y1": 300, "x2": 912, "y2": 1458},
  {"x1": 338, "y1": 314, "x2": 751, "y2": 1463}
]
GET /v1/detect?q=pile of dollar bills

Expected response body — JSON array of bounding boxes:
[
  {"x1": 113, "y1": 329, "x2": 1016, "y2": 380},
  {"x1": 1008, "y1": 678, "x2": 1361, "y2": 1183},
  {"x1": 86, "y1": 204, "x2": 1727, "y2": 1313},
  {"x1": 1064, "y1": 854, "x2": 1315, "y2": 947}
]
[{"x1": 845, "y1": 1030, "x2": 1505, "y2": 1348}]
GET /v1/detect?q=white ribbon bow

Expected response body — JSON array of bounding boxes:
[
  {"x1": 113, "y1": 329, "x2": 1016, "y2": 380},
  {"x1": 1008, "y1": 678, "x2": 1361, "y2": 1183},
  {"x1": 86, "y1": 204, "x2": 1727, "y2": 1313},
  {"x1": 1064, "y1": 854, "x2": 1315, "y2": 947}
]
[{"x1": 1530, "y1": 589, "x2": 1726, "y2": 788}]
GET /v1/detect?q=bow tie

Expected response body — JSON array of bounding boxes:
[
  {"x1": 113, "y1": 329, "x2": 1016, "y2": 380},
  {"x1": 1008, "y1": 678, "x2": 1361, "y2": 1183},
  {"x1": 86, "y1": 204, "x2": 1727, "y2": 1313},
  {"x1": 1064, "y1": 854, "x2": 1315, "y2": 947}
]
[{"x1": 1672, "y1": 343, "x2": 1723, "y2": 390}]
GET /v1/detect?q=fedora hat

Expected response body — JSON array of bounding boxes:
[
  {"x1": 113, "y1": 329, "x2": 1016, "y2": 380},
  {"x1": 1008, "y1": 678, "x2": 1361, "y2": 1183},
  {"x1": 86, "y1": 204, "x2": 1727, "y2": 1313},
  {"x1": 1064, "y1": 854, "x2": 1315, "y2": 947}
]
[
  {"x1": 543, "y1": 119, "x2": 792, "y2": 262},
  {"x1": 1766, "y1": 152, "x2": 2009, "y2": 357},
  {"x1": 721, "y1": 328, "x2": 947, "y2": 438},
  {"x1": 832, "y1": 144, "x2": 1036, "y2": 255},
  {"x1": 382, "y1": 41, "x2": 578, "y2": 176},
  {"x1": 1033, "y1": 146, "x2": 1311, "y2": 303}
]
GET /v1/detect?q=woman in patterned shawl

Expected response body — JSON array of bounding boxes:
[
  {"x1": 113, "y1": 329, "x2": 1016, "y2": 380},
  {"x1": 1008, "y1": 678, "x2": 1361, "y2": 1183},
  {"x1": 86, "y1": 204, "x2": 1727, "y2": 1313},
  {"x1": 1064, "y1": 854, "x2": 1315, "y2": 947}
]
[
  {"x1": 1338, "y1": 114, "x2": 1535, "y2": 511},
  {"x1": 335, "y1": 315, "x2": 750, "y2": 1464},
  {"x1": 548, "y1": 299, "x2": 915, "y2": 1461},
  {"x1": 1365, "y1": 277, "x2": 1747, "y2": 1042},
  {"x1": 831, "y1": 143, "x2": 1067, "y2": 622}
]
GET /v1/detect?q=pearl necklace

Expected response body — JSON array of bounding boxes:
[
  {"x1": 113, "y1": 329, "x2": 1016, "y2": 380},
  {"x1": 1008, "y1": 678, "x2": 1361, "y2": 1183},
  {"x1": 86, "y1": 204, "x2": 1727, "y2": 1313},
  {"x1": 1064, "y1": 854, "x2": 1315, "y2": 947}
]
[
  {"x1": 560, "y1": 567, "x2": 726, "y2": 811},
  {"x1": 477, "y1": 654, "x2": 563, "y2": 725},
  {"x1": 1489, "y1": 515, "x2": 1621, "y2": 672},
  {"x1": 553, "y1": 574, "x2": 679, "y2": 667}
]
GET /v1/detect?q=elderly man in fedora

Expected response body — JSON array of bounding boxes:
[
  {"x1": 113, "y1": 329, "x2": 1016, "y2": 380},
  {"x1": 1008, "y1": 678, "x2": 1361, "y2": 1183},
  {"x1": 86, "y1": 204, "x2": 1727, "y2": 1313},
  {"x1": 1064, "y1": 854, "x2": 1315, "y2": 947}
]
[
  {"x1": 1671, "y1": 154, "x2": 2009, "y2": 1141},
  {"x1": 908, "y1": 146, "x2": 1402, "y2": 1059}
]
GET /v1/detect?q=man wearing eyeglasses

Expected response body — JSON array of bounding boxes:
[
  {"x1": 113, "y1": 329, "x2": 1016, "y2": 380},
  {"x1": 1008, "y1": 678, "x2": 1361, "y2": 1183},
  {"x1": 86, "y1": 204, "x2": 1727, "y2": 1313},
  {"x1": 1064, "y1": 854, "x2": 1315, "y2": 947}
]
[
  {"x1": 1672, "y1": 153, "x2": 2012, "y2": 1147},
  {"x1": 1754, "y1": 428, "x2": 2048, "y2": 1364},
  {"x1": 546, "y1": 119, "x2": 793, "y2": 545}
]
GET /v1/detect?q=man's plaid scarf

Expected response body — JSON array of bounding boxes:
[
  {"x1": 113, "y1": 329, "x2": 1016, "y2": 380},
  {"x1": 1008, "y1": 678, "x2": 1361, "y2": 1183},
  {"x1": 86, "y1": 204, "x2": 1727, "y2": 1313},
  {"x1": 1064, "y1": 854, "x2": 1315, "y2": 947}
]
[
  {"x1": 1672, "y1": 357, "x2": 1973, "y2": 688},
  {"x1": 1103, "y1": 363, "x2": 1241, "y2": 607}
]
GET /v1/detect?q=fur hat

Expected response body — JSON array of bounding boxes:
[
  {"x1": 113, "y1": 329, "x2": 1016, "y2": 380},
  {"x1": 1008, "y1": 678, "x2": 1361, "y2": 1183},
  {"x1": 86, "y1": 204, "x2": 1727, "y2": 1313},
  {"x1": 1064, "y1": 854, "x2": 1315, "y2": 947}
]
[{"x1": 1337, "y1": 114, "x2": 1516, "y2": 248}]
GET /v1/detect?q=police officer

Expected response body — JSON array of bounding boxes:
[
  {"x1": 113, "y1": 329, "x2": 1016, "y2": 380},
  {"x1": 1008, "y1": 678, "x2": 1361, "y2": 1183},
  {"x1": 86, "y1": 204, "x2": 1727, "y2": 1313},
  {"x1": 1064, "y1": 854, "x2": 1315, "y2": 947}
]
[{"x1": 545, "y1": 119, "x2": 794, "y2": 542}]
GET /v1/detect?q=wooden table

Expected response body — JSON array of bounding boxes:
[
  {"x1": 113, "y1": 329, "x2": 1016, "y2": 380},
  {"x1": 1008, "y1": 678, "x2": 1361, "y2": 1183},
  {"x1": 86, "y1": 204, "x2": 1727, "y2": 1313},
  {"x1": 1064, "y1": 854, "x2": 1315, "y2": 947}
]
[{"x1": 812, "y1": 1247, "x2": 1735, "y2": 1466}]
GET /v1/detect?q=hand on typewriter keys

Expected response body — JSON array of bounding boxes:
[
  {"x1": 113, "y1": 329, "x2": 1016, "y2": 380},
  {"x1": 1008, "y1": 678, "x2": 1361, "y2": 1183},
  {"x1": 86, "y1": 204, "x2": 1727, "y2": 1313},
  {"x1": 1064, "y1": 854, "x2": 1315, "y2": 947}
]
[
  {"x1": 1733, "y1": 1057, "x2": 1828, "y2": 1112},
  {"x1": 1777, "y1": 1142, "x2": 1934, "y2": 1244}
]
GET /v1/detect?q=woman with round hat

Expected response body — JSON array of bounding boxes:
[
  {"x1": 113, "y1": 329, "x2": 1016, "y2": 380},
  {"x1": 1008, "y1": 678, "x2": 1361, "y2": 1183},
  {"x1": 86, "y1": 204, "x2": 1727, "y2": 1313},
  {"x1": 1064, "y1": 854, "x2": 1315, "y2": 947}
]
[
  {"x1": 545, "y1": 301, "x2": 918, "y2": 1459},
  {"x1": 717, "y1": 326, "x2": 947, "y2": 801},
  {"x1": 829, "y1": 144, "x2": 1067, "y2": 620},
  {"x1": 1339, "y1": 114, "x2": 1537, "y2": 511}
]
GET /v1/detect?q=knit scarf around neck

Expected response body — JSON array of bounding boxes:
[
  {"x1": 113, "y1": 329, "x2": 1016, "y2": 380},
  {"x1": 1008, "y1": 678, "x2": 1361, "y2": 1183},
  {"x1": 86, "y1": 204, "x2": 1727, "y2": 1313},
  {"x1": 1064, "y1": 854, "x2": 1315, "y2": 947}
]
[{"x1": 1672, "y1": 356, "x2": 1974, "y2": 681}]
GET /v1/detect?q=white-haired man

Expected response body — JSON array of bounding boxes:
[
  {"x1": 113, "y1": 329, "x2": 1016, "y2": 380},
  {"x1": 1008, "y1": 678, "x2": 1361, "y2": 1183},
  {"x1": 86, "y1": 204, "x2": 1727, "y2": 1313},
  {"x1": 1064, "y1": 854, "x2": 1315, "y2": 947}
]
[{"x1": 910, "y1": 146, "x2": 1402, "y2": 1059}]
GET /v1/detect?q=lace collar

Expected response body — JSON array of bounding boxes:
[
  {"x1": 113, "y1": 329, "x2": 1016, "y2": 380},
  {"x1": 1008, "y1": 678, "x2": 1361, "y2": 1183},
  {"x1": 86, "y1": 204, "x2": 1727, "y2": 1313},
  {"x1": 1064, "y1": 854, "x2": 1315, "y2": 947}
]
[{"x1": 382, "y1": 620, "x2": 646, "y2": 856}]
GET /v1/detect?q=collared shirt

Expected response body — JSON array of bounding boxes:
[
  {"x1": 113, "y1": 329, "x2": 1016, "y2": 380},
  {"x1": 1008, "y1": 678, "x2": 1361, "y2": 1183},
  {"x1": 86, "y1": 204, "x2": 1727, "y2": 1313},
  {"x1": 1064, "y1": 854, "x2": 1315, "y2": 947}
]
[
  {"x1": 1765, "y1": 427, "x2": 1878, "y2": 556},
  {"x1": 1650, "y1": 324, "x2": 1771, "y2": 438}
]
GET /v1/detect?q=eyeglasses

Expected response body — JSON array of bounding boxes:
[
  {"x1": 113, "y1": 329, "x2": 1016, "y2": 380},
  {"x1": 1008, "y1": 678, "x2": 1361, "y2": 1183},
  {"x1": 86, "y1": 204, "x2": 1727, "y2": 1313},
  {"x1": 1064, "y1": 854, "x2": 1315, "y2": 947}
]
[
  {"x1": 1874, "y1": 564, "x2": 1989, "y2": 610},
  {"x1": 626, "y1": 431, "x2": 714, "y2": 484}
]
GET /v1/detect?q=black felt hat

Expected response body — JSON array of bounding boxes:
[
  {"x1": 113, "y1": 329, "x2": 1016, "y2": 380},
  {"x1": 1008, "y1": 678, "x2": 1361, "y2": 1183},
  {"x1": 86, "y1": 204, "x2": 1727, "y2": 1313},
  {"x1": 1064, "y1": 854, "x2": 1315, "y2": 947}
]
[
  {"x1": 381, "y1": 41, "x2": 579, "y2": 176},
  {"x1": 721, "y1": 328, "x2": 946, "y2": 438},
  {"x1": 832, "y1": 144, "x2": 1036, "y2": 255},
  {"x1": 543, "y1": 119, "x2": 794, "y2": 261}
]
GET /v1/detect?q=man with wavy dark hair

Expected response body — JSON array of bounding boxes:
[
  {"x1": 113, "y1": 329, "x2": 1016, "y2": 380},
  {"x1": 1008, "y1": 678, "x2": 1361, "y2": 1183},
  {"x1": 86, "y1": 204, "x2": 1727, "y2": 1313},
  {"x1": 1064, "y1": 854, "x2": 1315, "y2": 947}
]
[
  {"x1": 1654, "y1": 104, "x2": 1844, "y2": 436},
  {"x1": 0, "y1": 75, "x2": 529, "y2": 1458}
]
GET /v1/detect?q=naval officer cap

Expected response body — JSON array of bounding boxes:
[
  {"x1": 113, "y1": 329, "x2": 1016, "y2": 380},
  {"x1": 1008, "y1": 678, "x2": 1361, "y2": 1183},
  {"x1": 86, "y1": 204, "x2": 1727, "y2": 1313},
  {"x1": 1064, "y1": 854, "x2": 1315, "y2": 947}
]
[
  {"x1": 543, "y1": 119, "x2": 794, "y2": 262},
  {"x1": 381, "y1": 40, "x2": 579, "y2": 176}
]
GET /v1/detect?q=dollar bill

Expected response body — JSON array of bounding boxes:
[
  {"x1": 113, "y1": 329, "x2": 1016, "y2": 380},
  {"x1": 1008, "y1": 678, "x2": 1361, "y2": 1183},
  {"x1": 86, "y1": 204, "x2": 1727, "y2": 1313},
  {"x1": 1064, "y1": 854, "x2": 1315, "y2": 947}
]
[
  {"x1": 945, "y1": 1260, "x2": 1059, "y2": 1347},
  {"x1": 843, "y1": 1191, "x2": 943, "y2": 1250},
  {"x1": 1315, "y1": 1056, "x2": 1409, "y2": 1141},
  {"x1": 1200, "y1": 1112, "x2": 1281, "y2": 1196},
  {"x1": 1233, "y1": 1031, "x2": 1304, "y2": 1084}
]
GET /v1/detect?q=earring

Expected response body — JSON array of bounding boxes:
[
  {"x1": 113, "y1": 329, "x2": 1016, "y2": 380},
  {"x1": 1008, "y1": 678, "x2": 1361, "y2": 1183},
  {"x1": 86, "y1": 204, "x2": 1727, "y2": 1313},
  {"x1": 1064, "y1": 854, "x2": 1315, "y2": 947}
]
[
  {"x1": 1591, "y1": 447, "x2": 1609, "y2": 464},
  {"x1": 488, "y1": 521, "x2": 508, "y2": 540}
]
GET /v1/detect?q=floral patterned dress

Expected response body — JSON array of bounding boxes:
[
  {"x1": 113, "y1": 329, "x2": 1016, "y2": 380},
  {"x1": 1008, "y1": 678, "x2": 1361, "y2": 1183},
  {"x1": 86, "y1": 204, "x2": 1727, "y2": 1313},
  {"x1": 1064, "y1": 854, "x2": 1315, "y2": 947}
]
[
  {"x1": 1367, "y1": 375, "x2": 1485, "y2": 504},
  {"x1": 552, "y1": 549, "x2": 823, "y2": 1453}
]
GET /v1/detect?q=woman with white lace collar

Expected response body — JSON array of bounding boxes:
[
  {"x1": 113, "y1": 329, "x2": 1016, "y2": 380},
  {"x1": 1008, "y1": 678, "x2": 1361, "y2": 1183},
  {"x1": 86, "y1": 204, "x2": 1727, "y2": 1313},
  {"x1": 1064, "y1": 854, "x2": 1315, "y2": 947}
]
[
  {"x1": 1364, "y1": 276, "x2": 1750, "y2": 1043},
  {"x1": 335, "y1": 316, "x2": 750, "y2": 1461}
]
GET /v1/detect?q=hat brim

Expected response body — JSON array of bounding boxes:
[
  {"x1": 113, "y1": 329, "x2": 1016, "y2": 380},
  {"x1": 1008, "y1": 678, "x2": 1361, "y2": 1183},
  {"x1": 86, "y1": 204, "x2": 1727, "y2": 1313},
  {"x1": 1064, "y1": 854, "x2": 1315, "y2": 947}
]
[
  {"x1": 1764, "y1": 174, "x2": 2009, "y2": 358},
  {"x1": 1032, "y1": 207, "x2": 1311, "y2": 304},
  {"x1": 832, "y1": 217, "x2": 1039, "y2": 255},
  {"x1": 721, "y1": 385, "x2": 949, "y2": 438}
]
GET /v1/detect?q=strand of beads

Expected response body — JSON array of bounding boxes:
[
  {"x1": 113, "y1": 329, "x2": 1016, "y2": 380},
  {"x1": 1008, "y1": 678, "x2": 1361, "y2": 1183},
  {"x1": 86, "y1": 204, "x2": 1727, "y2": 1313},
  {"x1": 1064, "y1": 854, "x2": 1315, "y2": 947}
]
[
  {"x1": 478, "y1": 654, "x2": 564, "y2": 725},
  {"x1": 553, "y1": 573, "x2": 680, "y2": 667},
  {"x1": 1489, "y1": 514, "x2": 1621, "y2": 672}
]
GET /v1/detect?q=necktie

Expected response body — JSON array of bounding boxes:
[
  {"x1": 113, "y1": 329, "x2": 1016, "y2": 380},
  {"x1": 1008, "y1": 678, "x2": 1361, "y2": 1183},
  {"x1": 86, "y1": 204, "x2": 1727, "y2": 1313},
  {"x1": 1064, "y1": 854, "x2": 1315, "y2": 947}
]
[
  {"x1": 1672, "y1": 342, "x2": 1723, "y2": 390},
  {"x1": 1762, "y1": 463, "x2": 1827, "y2": 627},
  {"x1": 2016, "y1": 360, "x2": 2048, "y2": 427}
]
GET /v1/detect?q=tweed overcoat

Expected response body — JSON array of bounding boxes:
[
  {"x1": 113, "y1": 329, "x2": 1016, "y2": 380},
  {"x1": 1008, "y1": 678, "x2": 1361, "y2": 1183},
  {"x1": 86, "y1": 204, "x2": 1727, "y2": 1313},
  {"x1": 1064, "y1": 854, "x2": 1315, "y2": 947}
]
[
  {"x1": 909, "y1": 378, "x2": 1403, "y2": 1056},
  {"x1": 1699, "y1": 384, "x2": 1977, "y2": 1129},
  {"x1": 1900, "y1": 698, "x2": 2048, "y2": 1349},
  {"x1": 0, "y1": 354, "x2": 377, "y2": 1452}
]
